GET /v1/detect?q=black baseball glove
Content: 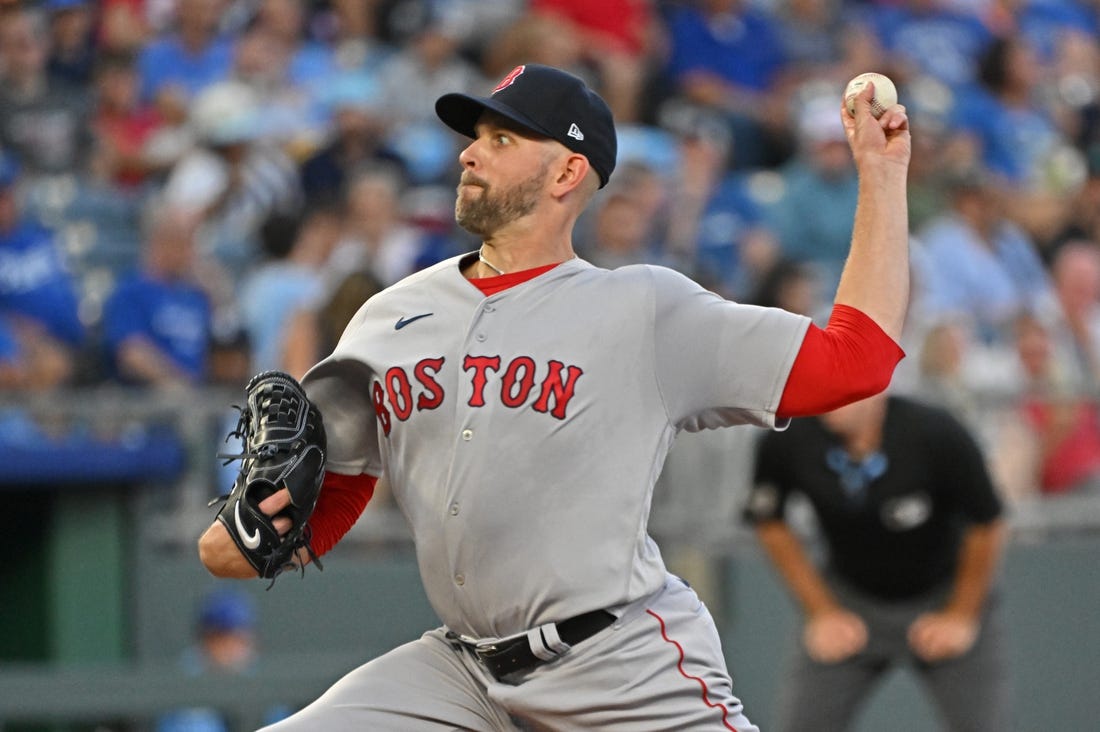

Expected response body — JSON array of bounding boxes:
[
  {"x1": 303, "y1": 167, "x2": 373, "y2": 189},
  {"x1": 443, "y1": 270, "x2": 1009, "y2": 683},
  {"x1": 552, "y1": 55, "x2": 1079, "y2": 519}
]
[{"x1": 211, "y1": 370, "x2": 327, "y2": 583}]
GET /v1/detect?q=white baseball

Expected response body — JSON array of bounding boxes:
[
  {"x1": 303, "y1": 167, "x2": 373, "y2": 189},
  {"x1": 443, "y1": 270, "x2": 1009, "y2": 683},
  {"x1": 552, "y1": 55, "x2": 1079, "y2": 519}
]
[{"x1": 844, "y1": 72, "x2": 898, "y2": 119}]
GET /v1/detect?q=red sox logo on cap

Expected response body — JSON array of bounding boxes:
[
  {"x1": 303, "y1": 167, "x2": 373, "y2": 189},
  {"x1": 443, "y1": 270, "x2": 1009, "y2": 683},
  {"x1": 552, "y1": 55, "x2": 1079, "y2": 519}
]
[
  {"x1": 436, "y1": 63, "x2": 617, "y2": 187},
  {"x1": 493, "y1": 66, "x2": 525, "y2": 94}
]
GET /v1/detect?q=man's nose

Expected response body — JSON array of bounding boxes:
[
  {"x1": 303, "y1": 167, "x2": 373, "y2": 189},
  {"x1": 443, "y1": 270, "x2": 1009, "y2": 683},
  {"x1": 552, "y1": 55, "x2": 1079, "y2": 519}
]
[{"x1": 458, "y1": 139, "x2": 480, "y2": 169}]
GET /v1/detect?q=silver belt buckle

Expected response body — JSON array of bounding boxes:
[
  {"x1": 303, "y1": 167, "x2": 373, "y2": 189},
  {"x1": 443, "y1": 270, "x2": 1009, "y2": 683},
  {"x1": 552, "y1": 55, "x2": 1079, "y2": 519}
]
[{"x1": 475, "y1": 642, "x2": 499, "y2": 655}]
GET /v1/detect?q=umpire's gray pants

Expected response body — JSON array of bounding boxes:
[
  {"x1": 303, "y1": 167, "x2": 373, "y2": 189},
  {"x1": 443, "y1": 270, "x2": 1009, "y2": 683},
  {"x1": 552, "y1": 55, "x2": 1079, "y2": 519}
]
[{"x1": 775, "y1": 576, "x2": 1011, "y2": 732}]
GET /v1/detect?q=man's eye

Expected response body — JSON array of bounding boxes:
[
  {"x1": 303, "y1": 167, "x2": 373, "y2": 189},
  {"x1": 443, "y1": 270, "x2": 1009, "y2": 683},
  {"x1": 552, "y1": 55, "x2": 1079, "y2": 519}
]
[{"x1": 495, "y1": 134, "x2": 510, "y2": 145}]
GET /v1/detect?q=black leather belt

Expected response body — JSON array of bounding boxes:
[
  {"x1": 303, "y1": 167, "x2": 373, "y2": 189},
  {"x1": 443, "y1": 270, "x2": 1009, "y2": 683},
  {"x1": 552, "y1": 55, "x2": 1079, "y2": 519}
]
[{"x1": 451, "y1": 609, "x2": 616, "y2": 679}]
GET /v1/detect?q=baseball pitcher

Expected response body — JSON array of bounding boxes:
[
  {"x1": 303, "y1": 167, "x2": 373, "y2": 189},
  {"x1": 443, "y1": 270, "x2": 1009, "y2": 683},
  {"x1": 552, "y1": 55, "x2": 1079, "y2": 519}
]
[{"x1": 198, "y1": 64, "x2": 912, "y2": 731}]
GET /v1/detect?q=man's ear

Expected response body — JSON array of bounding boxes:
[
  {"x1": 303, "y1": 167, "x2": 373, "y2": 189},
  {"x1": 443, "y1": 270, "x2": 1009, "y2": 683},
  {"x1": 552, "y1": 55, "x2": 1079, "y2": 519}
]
[{"x1": 551, "y1": 152, "x2": 593, "y2": 198}]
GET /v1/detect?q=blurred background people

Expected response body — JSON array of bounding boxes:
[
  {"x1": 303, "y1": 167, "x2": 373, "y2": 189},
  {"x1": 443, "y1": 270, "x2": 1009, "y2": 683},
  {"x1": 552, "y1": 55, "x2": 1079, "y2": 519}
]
[
  {"x1": 100, "y1": 203, "x2": 212, "y2": 388},
  {"x1": 912, "y1": 166, "x2": 1054, "y2": 372},
  {"x1": 89, "y1": 49, "x2": 171, "y2": 192},
  {"x1": 156, "y1": 587, "x2": 291, "y2": 732},
  {"x1": 662, "y1": 0, "x2": 792, "y2": 171},
  {"x1": 280, "y1": 267, "x2": 384, "y2": 381},
  {"x1": 44, "y1": 0, "x2": 97, "y2": 87},
  {"x1": 326, "y1": 162, "x2": 424, "y2": 286},
  {"x1": 136, "y1": 0, "x2": 234, "y2": 123},
  {"x1": 865, "y1": 0, "x2": 994, "y2": 92},
  {"x1": 760, "y1": 90, "x2": 858, "y2": 298},
  {"x1": 0, "y1": 5, "x2": 93, "y2": 183},
  {"x1": 161, "y1": 79, "x2": 304, "y2": 279},
  {"x1": 239, "y1": 206, "x2": 340, "y2": 375},
  {"x1": 0, "y1": 151, "x2": 84, "y2": 392},
  {"x1": 299, "y1": 73, "x2": 405, "y2": 208},
  {"x1": 1002, "y1": 311, "x2": 1100, "y2": 498},
  {"x1": 528, "y1": 0, "x2": 661, "y2": 124}
]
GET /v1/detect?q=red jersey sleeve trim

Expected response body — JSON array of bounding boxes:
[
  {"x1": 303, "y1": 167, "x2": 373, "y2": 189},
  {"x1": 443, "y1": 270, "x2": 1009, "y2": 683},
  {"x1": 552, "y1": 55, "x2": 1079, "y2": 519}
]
[
  {"x1": 308, "y1": 471, "x2": 377, "y2": 557},
  {"x1": 777, "y1": 304, "x2": 905, "y2": 418}
]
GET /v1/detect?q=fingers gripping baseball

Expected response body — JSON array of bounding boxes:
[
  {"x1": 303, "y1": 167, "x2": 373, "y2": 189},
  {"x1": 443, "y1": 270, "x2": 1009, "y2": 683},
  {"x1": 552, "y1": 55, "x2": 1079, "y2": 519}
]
[{"x1": 841, "y1": 81, "x2": 910, "y2": 170}]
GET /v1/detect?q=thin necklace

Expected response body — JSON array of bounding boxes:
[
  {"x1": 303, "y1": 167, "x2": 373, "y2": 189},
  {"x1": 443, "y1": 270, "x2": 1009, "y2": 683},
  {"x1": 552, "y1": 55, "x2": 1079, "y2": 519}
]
[{"x1": 478, "y1": 246, "x2": 506, "y2": 276}]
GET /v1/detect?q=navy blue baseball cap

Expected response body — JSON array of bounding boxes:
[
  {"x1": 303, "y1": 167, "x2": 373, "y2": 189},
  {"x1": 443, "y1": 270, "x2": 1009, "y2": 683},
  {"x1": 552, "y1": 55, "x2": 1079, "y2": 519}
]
[{"x1": 435, "y1": 64, "x2": 617, "y2": 188}]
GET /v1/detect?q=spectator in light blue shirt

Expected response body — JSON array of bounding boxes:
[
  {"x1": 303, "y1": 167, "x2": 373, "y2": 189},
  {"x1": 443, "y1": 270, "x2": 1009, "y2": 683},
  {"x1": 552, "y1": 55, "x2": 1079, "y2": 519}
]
[
  {"x1": 137, "y1": 0, "x2": 233, "y2": 108},
  {"x1": 915, "y1": 167, "x2": 1054, "y2": 345},
  {"x1": 760, "y1": 93, "x2": 858, "y2": 298},
  {"x1": 238, "y1": 207, "x2": 338, "y2": 375}
]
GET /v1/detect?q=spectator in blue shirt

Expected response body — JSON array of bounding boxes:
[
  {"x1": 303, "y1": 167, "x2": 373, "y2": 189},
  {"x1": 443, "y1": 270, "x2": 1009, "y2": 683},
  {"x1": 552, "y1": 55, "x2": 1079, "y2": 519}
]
[
  {"x1": 950, "y1": 34, "x2": 1065, "y2": 189},
  {"x1": 868, "y1": 0, "x2": 994, "y2": 91},
  {"x1": 663, "y1": 0, "x2": 791, "y2": 170},
  {"x1": 251, "y1": 0, "x2": 338, "y2": 89},
  {"x1": 0, "y1": 152, "x2": 85, "y2": 392},
  {"x1": 102, "y1": 204, "x2": 213, "y2": 387},
  {"x1": 137, "y1": 0, "x2": 234, "y2": 113},
  {"x1": 1013, "y1": 0, "x2": 1100, "y2": 64}
]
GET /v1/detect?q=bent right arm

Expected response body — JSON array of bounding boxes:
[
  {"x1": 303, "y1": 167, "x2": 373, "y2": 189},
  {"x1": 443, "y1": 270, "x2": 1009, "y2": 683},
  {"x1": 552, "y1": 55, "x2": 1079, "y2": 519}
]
[
  {"x1": 765, "y1": 87, "x2": 911, "y2": 420},
  {"x1": 833, "y1": 83, "x2": 911, "y2": 342},
  {"x1": 755, "y1": 520, "x2": 868, "y2": 663}
]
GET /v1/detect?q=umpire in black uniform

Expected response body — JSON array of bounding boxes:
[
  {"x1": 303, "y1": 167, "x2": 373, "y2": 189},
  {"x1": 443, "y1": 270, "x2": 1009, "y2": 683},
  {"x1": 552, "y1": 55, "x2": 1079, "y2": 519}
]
[{"x1": 745, "y1": 392, "x2": 1010, "y2": 731}]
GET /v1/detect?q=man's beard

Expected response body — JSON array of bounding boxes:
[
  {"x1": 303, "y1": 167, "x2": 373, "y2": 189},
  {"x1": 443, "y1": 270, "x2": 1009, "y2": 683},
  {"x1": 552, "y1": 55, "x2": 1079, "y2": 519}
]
[{"x1": 455, "y1": 162, "x2": 548, "y2": 236}]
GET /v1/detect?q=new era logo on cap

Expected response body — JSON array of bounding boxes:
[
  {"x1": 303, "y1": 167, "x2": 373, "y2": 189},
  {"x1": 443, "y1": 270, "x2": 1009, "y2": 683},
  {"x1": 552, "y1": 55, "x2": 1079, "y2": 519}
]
[{"x1": 435, "y1": 64, "x2": 617, "y2": 188}]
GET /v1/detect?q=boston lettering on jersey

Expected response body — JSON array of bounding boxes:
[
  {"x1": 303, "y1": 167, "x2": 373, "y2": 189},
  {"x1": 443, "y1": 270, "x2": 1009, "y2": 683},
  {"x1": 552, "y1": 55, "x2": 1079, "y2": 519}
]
[{"x1": 371, "y1": 355, "x2": 584, "y2": 435}]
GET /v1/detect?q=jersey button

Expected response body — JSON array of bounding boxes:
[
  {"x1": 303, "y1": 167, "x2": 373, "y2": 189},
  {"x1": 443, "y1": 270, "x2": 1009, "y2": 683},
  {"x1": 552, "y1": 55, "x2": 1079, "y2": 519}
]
[
  {"x1": 461, "y1": 428, "x2": 473, "y2": 441},
  {"x1": 455, "y1": 573, "x2": 465, "y2": 586},
  {"x1": 475, "y1": 332, "x2": 486, "y2": 342},
  {"x1": 484, "y1": 304, "x2": 495, "y2": 312},
  {"x1": 450, "y1": 502, "x2": 460, "y2": 516}
]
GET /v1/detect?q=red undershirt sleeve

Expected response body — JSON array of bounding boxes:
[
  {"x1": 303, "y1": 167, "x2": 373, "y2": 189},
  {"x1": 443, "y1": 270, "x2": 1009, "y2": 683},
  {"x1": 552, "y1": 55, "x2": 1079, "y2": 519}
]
[
  {"x1": 308, "y1": 471, "x2": 377, "y2": 557},
  {"x1": 777, "y1": 304, "x2": 905, "y2": 419}
]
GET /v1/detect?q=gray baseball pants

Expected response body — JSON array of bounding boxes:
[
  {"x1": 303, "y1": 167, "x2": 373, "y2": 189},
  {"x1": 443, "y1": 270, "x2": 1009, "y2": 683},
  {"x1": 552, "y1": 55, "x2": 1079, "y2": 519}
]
[
  {"x1": 262, "y1": 575, "x2": 758, "y2": 731},
  {"x1": 774, "y1": 576, "x2": 1011, "y2": 732}
]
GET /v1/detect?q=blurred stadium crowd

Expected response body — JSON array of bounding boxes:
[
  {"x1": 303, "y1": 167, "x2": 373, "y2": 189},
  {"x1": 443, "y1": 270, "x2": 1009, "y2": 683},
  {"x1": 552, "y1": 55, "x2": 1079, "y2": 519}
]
[{"x1": 3, "y1": 0, "x2": 1100, "y2": 501}]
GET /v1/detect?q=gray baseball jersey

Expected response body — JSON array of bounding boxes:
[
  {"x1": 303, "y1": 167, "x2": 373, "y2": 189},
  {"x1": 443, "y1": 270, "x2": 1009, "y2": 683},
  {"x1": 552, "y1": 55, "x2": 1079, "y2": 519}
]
[{"x1": 303, "y1": 253, "x2": 809, "y2": 640}]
